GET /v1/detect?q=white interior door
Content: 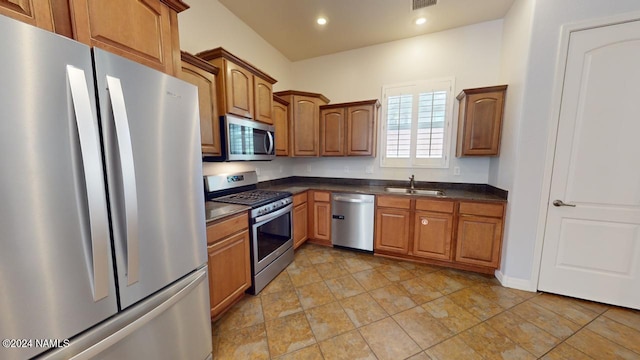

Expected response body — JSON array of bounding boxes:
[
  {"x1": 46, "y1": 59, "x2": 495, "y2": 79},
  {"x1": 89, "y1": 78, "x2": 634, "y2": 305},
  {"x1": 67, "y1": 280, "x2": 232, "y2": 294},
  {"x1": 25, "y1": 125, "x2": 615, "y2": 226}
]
[{"x1": 539, "y1": 20, "x2": 640, "y2": 309}]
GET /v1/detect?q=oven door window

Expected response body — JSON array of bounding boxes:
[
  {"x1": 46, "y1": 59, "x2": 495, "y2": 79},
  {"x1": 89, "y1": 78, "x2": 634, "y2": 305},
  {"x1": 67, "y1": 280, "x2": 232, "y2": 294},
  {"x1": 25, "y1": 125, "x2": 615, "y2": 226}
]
[{"x1": 254, "y1": 210, "x2": 292, "y2": 265}]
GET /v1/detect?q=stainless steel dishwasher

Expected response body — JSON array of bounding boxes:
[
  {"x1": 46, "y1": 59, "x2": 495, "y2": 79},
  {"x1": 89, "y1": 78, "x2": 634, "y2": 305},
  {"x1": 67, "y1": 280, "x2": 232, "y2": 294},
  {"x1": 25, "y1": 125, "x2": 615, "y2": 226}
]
[{"x1": 331, "y1": 193, "x2": 375, "y2": 251}]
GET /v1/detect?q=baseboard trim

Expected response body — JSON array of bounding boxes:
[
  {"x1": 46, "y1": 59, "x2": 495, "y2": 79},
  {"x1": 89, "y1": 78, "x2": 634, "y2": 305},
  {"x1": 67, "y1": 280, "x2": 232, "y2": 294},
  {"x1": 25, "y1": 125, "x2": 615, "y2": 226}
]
[{"x1": 495, "y1": 270, "x2": 538, "y2": 292}]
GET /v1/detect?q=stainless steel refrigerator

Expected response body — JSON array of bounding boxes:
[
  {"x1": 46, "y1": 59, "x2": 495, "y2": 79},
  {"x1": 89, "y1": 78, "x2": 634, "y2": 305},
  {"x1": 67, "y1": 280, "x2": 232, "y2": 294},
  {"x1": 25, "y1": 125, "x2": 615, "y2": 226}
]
[{"x1": 0, "y1": 15, "x2": 212, "y2": 360}]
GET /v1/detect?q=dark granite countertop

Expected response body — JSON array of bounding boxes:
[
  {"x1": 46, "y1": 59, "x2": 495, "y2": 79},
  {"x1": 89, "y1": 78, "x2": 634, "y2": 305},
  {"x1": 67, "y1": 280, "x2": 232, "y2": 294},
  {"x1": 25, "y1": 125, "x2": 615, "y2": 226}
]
[
  {"x1": 258, "y1": 177, "x2": 507, "y2": 203},
  {"x1": 205, "y1": 201, "x2": 249, "y2": 224}
]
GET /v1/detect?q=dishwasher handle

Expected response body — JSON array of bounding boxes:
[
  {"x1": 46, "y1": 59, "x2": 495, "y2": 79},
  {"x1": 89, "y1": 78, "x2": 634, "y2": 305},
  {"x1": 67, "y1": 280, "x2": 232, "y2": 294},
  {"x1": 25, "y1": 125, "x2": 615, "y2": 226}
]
[{"x1": 332, "y1": 195, "x2": 374, "y2": 204}]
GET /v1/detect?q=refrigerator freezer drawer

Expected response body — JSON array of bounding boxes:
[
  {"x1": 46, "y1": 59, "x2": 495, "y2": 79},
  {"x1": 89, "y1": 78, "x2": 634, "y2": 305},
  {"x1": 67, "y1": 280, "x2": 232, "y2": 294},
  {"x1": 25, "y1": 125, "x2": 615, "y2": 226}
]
[{"x1": 39, "y1": 268, "x2": 212, "y2": 360}]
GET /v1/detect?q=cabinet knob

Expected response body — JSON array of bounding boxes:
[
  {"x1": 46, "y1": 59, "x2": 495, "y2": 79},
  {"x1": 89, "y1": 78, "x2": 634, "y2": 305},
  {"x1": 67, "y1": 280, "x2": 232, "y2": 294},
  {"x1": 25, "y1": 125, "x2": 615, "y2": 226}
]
[{"x1": 421, "y1": 219, "x2": 429, "y2": 225}]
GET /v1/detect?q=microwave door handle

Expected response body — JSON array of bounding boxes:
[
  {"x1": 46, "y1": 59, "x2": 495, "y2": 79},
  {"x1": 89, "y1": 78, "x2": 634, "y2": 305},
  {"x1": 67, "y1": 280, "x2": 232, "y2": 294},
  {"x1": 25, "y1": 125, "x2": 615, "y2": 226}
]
[
  {"x1": 106, "y1": 75, "x2": 140, "y2": 286},
  {"x1": 263, "y1": 131, "x2": 269, "y2": 154},
  {"x1": 67, "y1": 66, "x2": 110, "y2": 301},
  {"x1": 267, "y1": 131, "x2": 274, "y2": 155}
]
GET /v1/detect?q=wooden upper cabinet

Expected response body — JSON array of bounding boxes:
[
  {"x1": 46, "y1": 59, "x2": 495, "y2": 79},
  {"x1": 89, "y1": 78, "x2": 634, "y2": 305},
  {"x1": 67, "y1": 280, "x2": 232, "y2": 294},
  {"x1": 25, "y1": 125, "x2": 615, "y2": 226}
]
[
  {"x1": 70, "y1": 0, "x2": 187, "y2": 75},
  {"x1": 254, "y1": 77, "x2": 273, "y2": 124},
  {"x1": 319, "y1": 99, "x2": 379, "y2": 157},
  {"x1": 273, "y1": 95, "x2": 289, "y2": 156},
  {"x1": 224, "y1": 61, "x2": 253, "y2": 118},
  {"x1": 346, "y1": 101, "x2": 378, "y2": 156},
  {"x1": 179, "y1": 52, "x2": 221, "y2": 157},
  {"x1": 320, "y1": 107, "x2": 345, "y2": 156},
  {"x1": 0, "y1": 0, "x2": 54, "y2": 31},
  {"x1": 198, "y1": 48, "x2": 277, "y2": 121},
  {"x1": 275, "y1": 91, "x2": 330, "y2": 157},
  {"x1": 456, "y1": 85, "x2": 507, "y2": 157}
]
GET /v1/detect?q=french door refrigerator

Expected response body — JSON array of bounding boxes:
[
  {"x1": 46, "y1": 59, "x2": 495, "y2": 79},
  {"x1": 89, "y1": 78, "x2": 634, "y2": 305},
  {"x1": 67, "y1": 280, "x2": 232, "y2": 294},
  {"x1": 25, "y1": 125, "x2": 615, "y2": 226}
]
[{"x1": 0, "y1": 15, "x2": 211, "y2": 360}]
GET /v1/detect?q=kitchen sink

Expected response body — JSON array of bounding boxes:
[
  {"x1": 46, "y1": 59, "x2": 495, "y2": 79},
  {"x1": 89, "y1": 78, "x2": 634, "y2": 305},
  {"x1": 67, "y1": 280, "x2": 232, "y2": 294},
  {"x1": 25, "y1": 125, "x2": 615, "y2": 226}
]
[{"x1": 384, "y1": 187, "x2": 445, "y2": 196}]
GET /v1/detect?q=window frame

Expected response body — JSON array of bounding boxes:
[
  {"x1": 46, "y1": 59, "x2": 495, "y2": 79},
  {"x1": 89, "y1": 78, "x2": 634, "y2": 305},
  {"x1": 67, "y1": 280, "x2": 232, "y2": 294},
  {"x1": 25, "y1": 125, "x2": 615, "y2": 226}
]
[{"x1": 379, "y1": 77, "x2": 455, "y2": 169}]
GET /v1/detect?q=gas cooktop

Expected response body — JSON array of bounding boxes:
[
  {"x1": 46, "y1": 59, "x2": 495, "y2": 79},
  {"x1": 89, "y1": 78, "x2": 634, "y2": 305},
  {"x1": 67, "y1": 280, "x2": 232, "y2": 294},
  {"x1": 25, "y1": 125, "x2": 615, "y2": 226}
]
[{"x1": 212, "y1": 189, "x2": 292, "y2": 208}]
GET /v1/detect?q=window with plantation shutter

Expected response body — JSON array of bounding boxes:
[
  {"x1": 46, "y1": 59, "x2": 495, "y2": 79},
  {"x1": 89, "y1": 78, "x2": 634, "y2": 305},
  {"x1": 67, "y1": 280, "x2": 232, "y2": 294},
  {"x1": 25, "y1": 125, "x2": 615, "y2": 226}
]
[{"x1": 381, "y1": 78, "x2": 454, "y2": 168}]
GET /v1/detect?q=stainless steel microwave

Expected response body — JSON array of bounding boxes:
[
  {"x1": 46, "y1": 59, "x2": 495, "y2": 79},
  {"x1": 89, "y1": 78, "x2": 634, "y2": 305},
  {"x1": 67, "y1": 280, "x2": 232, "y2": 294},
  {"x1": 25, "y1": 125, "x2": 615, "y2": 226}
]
[{"x1": 207, "y1": 114, "x2": 276, "y2": 161}]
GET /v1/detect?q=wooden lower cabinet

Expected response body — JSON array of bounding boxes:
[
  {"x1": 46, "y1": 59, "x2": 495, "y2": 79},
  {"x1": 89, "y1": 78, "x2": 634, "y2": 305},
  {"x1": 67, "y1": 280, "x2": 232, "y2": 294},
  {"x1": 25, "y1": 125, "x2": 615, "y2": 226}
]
[
  {"x1": 293, "y1": 192, "x2": 308, "y2": 249},
  {"x1": 455, "y1": 214, "x2": 503, "y2": 268},
  {"x1": 412, "y1": 211, "x2": 453, "y2": 261},
  {"x1": 374, "y1": 196, "x2": 505, "y2": 274},
  {"x1": 374, "y1": 207, "x2": 411, "y2": 254},
  {"x1": 308, "y1": 191, "x2": 331, "y2": 244},
  {"x1": 206, "y1": 212, "x2": 251, "y2": 320}
]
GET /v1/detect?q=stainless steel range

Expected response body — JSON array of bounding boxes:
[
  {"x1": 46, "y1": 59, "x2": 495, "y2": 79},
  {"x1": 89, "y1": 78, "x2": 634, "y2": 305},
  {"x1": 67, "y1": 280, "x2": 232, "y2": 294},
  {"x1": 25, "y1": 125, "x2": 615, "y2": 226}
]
[{"x1": 205, "y1": 171, "x2": 293, "y2": 294}]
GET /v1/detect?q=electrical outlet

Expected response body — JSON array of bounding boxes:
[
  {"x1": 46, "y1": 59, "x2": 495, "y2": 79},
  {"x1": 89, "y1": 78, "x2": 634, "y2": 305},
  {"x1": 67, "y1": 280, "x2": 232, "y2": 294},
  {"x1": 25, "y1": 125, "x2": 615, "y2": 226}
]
[
  {"x1": 454, "y1": 166, "x2": 461, "y2": 176},
  {"x1": 306, "y1": 165, "x2": 312, "y2": 173},
  {"x1": 343, "y1": 166, "x2": 350, "y2": 173},
  {"x1": 365, "y1": 166, "x2": 374, "y2": 174},
  {"x1": 255, "y1": 167, "x2": 261, "y2": 175},
  {"x1": 279, "y1": 166, "x2": 283, "y2": 173}
]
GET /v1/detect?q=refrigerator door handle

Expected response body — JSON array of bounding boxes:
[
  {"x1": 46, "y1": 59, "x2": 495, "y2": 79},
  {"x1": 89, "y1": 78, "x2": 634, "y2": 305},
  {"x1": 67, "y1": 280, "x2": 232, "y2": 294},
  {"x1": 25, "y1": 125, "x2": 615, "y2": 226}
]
[
  {"x1": 67, "y1": 65, "x2": 110, "y2": 301},
  {"x1": 106, "y1": 75, "x2": 140, "y2": 286}
]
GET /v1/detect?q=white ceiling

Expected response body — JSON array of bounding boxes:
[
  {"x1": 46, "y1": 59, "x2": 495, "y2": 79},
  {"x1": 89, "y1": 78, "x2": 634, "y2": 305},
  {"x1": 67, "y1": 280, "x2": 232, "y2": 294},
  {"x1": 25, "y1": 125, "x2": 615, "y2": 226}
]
[{"x1": 218, "y1": 0, "x2": 516, "y2": 61}]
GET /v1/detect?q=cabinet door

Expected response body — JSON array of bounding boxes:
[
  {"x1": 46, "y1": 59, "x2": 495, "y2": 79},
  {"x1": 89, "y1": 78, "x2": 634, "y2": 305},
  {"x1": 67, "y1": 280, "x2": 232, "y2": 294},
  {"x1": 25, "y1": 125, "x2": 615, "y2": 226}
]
[
  {"x1": 254, "y1": 77, "x2": 273, "y2": 124},
  {"x1": 347, "y1": 104, "x2": 376, "y2": 156},
  {"x1": 273, "y1": 100, "x2": 289, "y2": 156},
  {"x1": 208, "y1": 230, "x2": 251, "y2": 319},
  {"x1": 320, "y1": 107, "x2": 345, "y2": 156},
  {"x1": 224, "y1": 60, "x2": 254, "y2": 118},
  {"x1": 179, "y1": 61, "x2": 221, "y2": 156},
  {"x1": 0, "y1": 0, "x2": 54, "y2": 30},
  {"x1": 455, "y1": 215, "x2": 503, "y2": 268},
  {"x1": 293, "y1": 203, "x2": 308, "y2": 249},
  {"x1": 457, "y1": 88, "x2": 505, "y2": 156},
  {"x1": 292, "y1": 96, "x2": 319, "y2": 156},
  {"x1": 312, "y1": 202, "x2": 331, "y2": 240},
  {"x1": 71, "y1": 0, "x2": 176, "y2": 74},
  {"x1": 374, "y1": 208, "x2": 410, "y2": 254},
  {"x1": 413, "y1": 211, "x2": 453, "y2": 260}
]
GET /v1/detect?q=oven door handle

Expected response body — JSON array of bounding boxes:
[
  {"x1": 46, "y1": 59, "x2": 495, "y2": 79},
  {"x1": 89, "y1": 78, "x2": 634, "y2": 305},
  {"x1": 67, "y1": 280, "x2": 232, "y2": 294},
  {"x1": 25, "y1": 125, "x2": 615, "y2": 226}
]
[{"x1": 254, "y1": 203, "x2": 293, "y2": 224}]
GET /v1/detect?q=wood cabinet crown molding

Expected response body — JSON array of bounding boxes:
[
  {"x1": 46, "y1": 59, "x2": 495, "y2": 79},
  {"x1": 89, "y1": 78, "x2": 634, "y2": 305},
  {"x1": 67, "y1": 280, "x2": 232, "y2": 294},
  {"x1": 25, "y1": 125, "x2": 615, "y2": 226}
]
[
  {"x1": 274, "y1": 90, "x2": 330, "y2": 104},
  {"x1": 160, "y1": 0, "x2": 190, "y2": 12},
  {"x1": 319, "y1": 99, "x2": 380, "y2": 110},
  {"x1": 273, "y1": 94, "x2": 289, "y2": 106},
  {"x1": 196, "y1": 47, "x2": 277, "y2": 84},
  {"x1": 180, "y1": 51, "x2": 219, "y2": 75},
  {"x1": 455, "y1": 85, "x2": 508, "y2": 100}
]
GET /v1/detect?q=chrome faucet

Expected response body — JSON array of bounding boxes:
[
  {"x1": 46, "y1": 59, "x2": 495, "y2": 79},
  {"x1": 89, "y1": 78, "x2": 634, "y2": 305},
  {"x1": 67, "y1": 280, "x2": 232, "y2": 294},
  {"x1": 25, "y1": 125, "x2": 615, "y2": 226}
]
[{"x1": 409, "y1": 174, "x2": 415, "y2": 190}]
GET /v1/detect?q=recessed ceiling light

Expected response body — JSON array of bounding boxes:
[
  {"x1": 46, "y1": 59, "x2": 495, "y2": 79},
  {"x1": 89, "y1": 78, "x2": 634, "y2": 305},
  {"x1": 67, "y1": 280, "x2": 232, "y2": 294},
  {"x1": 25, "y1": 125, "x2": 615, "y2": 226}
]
[
  {"x1": 415, "y1": 17, "x2": 427, "y2": 25},
  {"x1": 317, "y1": 17, "x2": 327, "y2": 25}
]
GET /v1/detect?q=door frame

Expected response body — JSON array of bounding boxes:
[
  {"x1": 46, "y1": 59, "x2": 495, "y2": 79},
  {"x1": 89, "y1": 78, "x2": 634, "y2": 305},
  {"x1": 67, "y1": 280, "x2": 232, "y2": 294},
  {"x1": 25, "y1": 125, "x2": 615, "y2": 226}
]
[{"x1": 531, "y1": 11, "x2": 640, "y2": 291}]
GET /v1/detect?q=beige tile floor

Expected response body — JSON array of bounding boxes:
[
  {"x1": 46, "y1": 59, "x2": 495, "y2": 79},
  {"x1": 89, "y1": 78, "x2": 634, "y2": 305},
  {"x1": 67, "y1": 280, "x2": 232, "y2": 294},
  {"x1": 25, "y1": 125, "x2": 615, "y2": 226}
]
[{"x1": 212, "y1": 243, "x2": 640, "y2": 360}]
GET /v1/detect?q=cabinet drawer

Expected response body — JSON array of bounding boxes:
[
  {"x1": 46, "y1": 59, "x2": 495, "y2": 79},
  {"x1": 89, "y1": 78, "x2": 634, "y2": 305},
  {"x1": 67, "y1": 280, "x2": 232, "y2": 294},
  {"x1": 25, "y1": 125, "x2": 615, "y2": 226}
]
[
  {"x1": 377, "y1": 196, "x2": 411, "y2": 209},
  {"x1": 206, "y1": 212, "x2": 249, "y2": 245},
  {"x1": 313, "y1": 191, "x2": 330, "y2": 202},
  {"x1": 459, "y1": 202, "x2": 504, "y2": 218},
  {"x1": 293, "y1": 192, "x2": 308, "y2": 206},
  {"x1": 415, "y1": 199, "x2": 454, "y2": 213}
]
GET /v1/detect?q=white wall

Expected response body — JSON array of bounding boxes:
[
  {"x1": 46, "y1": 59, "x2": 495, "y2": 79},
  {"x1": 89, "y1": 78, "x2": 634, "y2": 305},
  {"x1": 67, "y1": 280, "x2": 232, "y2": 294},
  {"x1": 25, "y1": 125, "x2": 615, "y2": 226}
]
[
  {"x1": 178, "y1": 0, "x2": 293, "y2": 91},
  {"x1": 290, "y1": 21, "x2": 505, "y2": 183},
  {"x1": 178, "y1": 0, "x2": 297, "y2": 181},
  {"x1": 489, "y1": 0, "x2": 535, "y2": 288},
  {"x1": 494, "y1": 0, "x2": 640, "y2": 288}
]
